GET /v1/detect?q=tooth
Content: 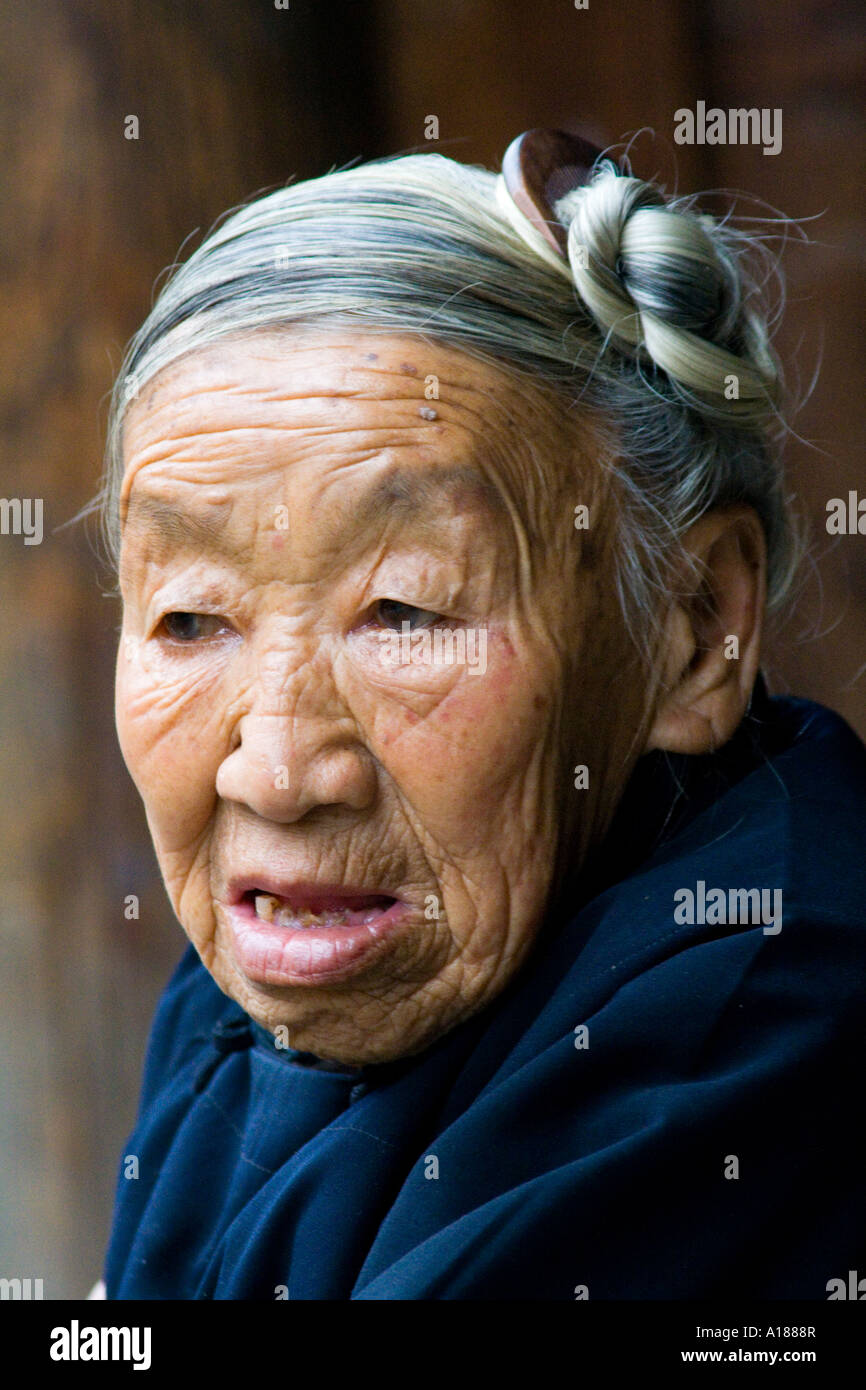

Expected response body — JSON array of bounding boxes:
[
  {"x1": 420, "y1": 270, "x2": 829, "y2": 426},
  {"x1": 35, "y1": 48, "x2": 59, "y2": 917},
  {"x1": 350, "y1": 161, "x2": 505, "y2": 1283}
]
[
  {"x1": 254, "y1": 894, "x2": 279, "y2": 922},
  {"x1": 257, "y1": 899, "x2": 366, "y2": 929}
]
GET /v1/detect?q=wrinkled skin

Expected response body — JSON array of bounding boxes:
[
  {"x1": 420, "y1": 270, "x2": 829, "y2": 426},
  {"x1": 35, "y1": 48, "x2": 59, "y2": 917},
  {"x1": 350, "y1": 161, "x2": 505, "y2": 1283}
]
[{"x1": 116, "y1": 330, "x2": 652, "y2": 1066}]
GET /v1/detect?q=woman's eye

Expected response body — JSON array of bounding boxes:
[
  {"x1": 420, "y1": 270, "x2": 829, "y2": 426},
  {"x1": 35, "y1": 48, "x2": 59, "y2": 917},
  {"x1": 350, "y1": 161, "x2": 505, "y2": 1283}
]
[
  {"x1": 159, "y1": 612, "x2": 227, "y2": 643},
  {"x1": 373, "y1": 599, "x2": 441, "y2": 631}
]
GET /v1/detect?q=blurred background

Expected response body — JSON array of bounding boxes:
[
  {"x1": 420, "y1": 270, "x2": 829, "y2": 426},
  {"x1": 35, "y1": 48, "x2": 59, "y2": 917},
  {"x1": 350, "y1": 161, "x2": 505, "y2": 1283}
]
[{"x1": 1, "y1": 0, "x2": 864, "y2": 1297}]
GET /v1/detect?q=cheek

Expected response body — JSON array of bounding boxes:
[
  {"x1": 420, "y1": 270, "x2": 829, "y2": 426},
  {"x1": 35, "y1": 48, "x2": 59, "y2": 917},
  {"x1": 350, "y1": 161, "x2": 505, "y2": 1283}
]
[
  {"x1": 115, "y1": 650, "x2": 223, "y2": 850},
  {"x1": 372, "y1": 636, "x2": 558, "y2": 840}
]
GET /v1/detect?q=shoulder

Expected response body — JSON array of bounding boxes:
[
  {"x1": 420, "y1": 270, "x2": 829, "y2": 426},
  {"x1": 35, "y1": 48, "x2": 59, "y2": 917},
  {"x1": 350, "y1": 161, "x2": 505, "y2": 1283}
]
[
  {"x1": 462, "y1": 692, "x2": 866, "y2": 1096},
  {"x1": 594, "y1": 692, "x2": 866, "y2": 1017}
]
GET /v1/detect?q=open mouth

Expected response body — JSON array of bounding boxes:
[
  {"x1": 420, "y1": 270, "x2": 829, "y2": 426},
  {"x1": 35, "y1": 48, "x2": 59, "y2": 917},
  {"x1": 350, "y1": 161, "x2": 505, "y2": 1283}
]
[
  {"x1": 243, "y1": 889, "x2": 398, "y2": 930},
  {"x1": 227, "y1": 881, "x2": 412, "y2": 985}
]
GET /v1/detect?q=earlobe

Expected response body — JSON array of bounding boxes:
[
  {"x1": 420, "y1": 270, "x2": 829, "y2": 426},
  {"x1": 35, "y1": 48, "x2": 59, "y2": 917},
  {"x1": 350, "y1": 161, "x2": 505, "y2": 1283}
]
[{"x1": 644, "y1": 507, "x2": 766, "y2": 756}]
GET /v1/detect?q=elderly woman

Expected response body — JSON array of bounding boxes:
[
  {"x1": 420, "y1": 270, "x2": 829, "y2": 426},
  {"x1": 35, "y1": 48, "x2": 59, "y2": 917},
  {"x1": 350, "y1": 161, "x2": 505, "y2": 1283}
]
[{"x1": 99, "y1": 130, "x2": 866, "y2": 1300}]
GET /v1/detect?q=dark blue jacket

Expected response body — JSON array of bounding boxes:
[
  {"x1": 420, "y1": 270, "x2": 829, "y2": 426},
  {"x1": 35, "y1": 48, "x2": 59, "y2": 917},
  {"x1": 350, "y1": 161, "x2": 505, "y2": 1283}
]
[{"x1": 105, "y1": 680, "x2": 866, "y2": 1299}]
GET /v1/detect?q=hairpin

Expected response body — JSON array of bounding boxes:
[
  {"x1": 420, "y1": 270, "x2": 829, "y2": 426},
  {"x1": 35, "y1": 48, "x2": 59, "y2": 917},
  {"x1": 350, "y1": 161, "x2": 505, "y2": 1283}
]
[{"x1": 500, "y1": 128, "x2": 608, "y2": 258}]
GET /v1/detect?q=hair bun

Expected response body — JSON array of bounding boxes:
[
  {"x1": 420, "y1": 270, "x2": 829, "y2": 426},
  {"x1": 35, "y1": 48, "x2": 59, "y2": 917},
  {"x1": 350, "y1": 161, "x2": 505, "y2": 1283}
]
[{"x1": 554, "y1": 167, "x2": 780, "y2": 425}]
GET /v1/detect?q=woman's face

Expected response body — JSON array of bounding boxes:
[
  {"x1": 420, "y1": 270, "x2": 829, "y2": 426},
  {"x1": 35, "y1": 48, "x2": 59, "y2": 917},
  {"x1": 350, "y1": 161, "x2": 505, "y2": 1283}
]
[{"x1": 116, "y1": 329, "x2": 645, "y2": 1065}]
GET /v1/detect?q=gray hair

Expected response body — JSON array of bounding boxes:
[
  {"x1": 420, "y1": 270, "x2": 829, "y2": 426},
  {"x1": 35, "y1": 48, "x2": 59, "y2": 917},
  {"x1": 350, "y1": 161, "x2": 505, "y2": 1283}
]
[{"x1": 101, "y1": 148, "x2": 801, "y2": 653}]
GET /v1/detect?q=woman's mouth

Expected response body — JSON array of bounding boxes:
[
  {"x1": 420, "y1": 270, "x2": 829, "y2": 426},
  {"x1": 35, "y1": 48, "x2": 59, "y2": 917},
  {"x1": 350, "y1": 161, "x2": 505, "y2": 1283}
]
[{"x1": 223, "y1": 883, "x2": 412, "y2": 986}]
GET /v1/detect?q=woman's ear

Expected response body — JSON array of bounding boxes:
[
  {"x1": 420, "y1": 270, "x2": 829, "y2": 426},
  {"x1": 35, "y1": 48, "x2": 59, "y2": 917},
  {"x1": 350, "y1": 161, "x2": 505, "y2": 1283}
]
[{"x1": 644, "y1": 506, "x2": 767, "y2": 756}]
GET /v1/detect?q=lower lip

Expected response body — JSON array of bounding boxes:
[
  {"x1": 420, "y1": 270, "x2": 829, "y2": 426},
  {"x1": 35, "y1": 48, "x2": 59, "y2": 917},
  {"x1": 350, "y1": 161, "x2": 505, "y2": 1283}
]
[{"x1": 224, "y1": 897, "x2": 412, "y2": 986}]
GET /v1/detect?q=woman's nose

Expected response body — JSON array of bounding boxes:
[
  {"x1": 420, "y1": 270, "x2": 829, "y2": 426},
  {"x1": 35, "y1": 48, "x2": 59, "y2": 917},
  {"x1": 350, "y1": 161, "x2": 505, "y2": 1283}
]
[{"x1": 215, "y1": 643, "x2": 376, "y2": 822}]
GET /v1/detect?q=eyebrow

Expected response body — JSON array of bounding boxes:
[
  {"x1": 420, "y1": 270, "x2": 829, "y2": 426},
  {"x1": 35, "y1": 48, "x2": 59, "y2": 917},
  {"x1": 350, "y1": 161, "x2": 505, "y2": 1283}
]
[
  {"x1": 349, "y1": 462, "x2": 509, "y2": 531},
  {"x1": 124, "y1": 494, "x2": 237, "y2": 558},
  {"x1": 123, "y1": 463, "x2": 510, "y2": 555}
]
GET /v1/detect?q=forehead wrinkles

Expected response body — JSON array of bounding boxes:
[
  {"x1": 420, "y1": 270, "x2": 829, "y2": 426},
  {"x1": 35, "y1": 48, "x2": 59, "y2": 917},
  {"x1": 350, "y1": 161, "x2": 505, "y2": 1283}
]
[
  {"x1": 119, "y1": 413, "x2": 517, "y2": 557},
  {"x1": 125, "y1": 334, "x2": 496, "y2": 438},
  {"x1": 118, "y1": 333, "x2": 589, "y2": 583},
  {"x1": 119, "y1": 349, "x2": 504, "y2": 506}
]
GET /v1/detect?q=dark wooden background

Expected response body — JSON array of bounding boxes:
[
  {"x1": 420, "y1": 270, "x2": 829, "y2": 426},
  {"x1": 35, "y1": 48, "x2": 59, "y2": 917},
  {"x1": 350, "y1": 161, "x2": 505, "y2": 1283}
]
[{"x1": 1, "y1": 0, "x2": 863, "y2": 1297}]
